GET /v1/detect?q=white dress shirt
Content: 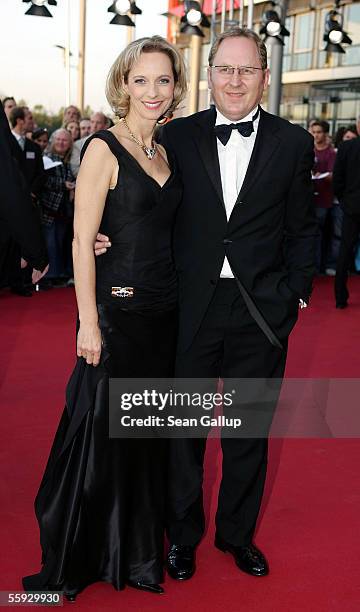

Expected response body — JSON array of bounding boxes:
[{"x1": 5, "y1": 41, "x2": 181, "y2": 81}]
[{"x1": 216, "y1": 106, "x2": 260, "y2": 278}]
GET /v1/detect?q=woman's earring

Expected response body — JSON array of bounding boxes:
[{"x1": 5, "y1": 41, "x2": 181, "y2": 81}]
[{"x1": 156, "y1": 115, "x2": 169, "y2": 126}]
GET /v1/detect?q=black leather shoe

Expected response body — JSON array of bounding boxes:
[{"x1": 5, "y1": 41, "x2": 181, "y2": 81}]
[
  {"x1": 166, "y1": 544, "x2": 196, "y2": 580},
  {"x1": 336, "y1": 302, "x2": 348, "y2": 309},
  {"x1": 215, "y1": 536, "x2": 269, "y2": 577},
  {"x1": 127, "y1": 580, "x2": 164, "y2": 594}
]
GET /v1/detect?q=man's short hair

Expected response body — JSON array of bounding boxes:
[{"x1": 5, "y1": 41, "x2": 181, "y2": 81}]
[
  {"x1": 311, "y1": 120, "x2": 330, "y2": 133},
  {"x1": 9, "y1": 106, "x2": 26, "y2": 128},
  {"x1": 208, "y1": 27, "x2": 268, "y2": 70}
]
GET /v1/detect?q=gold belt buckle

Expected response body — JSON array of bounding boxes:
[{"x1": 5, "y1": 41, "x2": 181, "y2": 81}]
[{"x1": 111, "y1": 286, "x2": 134, "y2": 298}]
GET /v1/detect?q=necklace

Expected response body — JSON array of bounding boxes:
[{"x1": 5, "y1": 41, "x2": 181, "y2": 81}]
[{"x1": 122, "y1": 117, "x2": 157, "y2": 160}]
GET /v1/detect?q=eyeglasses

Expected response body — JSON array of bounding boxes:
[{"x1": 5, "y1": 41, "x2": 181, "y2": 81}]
[{"x1": 210, "y1": 65, "x2": 263, "y2": 78}]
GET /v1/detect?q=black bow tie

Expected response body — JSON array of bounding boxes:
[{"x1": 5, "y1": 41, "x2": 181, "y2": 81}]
[{"x1": 214, "y1": 108, "x2": 260, "y2": 146}]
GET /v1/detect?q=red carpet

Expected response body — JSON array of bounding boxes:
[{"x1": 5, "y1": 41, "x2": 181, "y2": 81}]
[{"x1": 1, "y1": 277, "x2": 360, "y2": 611}]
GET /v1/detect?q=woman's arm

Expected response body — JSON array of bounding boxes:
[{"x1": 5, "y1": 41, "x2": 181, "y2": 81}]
[{"x1": 73, "y1": 138, "x2": 117, "y2": 366}]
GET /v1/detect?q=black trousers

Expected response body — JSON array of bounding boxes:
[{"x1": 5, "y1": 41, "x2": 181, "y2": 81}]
[
  {"x1": 335, "y1": 212, "x2": 360, "y2": 304},
  {"x1": 167, "y1": 279, "x2": 288, "y2": 547}
]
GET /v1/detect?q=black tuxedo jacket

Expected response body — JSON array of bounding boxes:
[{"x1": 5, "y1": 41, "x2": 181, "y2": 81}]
[
  {"x1": 10, "y1": 135, "x2": 46, "y2": 198},
  {"x1": 333, "y1": 137, "x2": 360, "y2": 216},
  {"x1": 0, "y1": 103, "x2": 47, "y2": 271},
  {"x1": 161, "y1": 106, "x2": 317, "y2": 352}
]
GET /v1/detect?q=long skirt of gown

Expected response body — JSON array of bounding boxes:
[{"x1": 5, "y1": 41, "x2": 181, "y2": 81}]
[{"x1": 23, "y1": 304, "x2": 177, "y2": 593}]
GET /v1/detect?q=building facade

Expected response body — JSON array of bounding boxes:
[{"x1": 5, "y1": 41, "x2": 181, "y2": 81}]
[{"x1": 168, "y1": 0, "x2": 360, "y2": 132}]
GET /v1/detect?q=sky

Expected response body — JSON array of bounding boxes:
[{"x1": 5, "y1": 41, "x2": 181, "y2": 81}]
[{"x1": 0, "y1": 0, "x2": 168, "y2": 114}]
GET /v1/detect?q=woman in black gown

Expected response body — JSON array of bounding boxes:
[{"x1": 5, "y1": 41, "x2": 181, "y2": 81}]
[{"x1": 23, "y1": 36, "x2": 187, "y2": 600}]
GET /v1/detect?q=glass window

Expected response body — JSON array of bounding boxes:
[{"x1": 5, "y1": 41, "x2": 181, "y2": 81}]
[
  {"x1": 294, "y1": 12, "x2": 315, "y2": 52},
  {"x1": 345, "y1": 4, "x2": 360, "y2": 43},
  {"x1": 283, "y1": 16, "x2": 293, "y2": 72},
  {"x1": 341, "y1": 45, "x2": 360, "y2": 66},
  {"x1": 292, "y1": 52, "x2": 312, "y2": 71}
]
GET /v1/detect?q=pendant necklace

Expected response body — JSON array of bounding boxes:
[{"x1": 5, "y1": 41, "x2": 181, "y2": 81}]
[{"x1": 122, "y1": 117, "x2": 157, "y2": 161}]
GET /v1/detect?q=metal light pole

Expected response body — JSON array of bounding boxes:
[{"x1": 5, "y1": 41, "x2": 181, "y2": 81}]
[
  {"x1": 238, "y1": 0, "x2": 244, "y2": 27},
  {"x1": 189, "y1": 34, "x2": 202, "y2": 113},
  {"x1": 65, "y1": 0, "x2": 71, "y2": 107},
  {"x1": 210, "y1": 0, "x2": 217, "y2": 45},
  {"x1": 220, "y1": 0, "x2": 226, "y2": 32},
  {"x1": 77, "y1": 0, "x2": 86, "y2": 113},
  {"x1": 267, "y1": 0, "x2": 288, "y2": 116},
  {"x1": 247, "y1": 0, "x2": 254, "y2": 29}
]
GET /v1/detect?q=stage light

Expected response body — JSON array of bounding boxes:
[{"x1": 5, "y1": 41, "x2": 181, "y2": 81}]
[
  {"x1": 24, "y1": 0, "x2": 57, "y2": 18},
  {"x1": 323, "y1": 9, "x2": 352, "y2": 54},
  {"x1": 260, "y1": 9, "x2": 290, "y2": 44}
]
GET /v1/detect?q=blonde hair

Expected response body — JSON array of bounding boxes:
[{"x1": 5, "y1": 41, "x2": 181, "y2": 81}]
[
  {"x1": 106, "y1": 35, "x2": 187, "y2": 119},
  {"x1": 208, "y1": 27, "x2": 268, "y2": 71}
]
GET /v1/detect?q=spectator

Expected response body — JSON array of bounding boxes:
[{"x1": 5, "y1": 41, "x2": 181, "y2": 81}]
[
  {"x1": 343, "y1": 125, "x2": 357, "y2": 141},
  {"x1": 40, "y1": 129, "x2": 76, "y2": 287},
  {"x1": 356, "y1": 115, "x2": 360, "y2": 137},
  {"x1": 333, "y1": 137, "x2": 360, "y2": 308},
  {"x1": 65, "y1": 119, "x2": 80, "y2": 142},
  {"x1": 334, "y1": 126, "x2": 347, "y2": 150},
  {"x1": 0, "y1": 102, "x2": 48, "y2": 292},
  {"x1": 2, "y1": 96, "x2": 16, "y2": 123},
  {"x1": 32, "y1": 128, "x2": 49, "y2": 153},
  {"x1": 63, "y1": 105, "x2": 81, "y2": 125},
  {"x1": 70, "y1": 111, "x2": 108, "y2": 177},
  {"x1": 9, "y1": 106, "x2": 46, "y2": 294},
  {"x1": 89, "y1": 111, "x2": 108, "y2": 133},
  {"x1": 79, "y1": 117, "x2": 91, "y2": 138},
  {"x1": 10, "y1": 107, "x2": 46, "y2": 202},
  {"x1": 310, "y1": 120, "x2": 337, "y2": 273}
]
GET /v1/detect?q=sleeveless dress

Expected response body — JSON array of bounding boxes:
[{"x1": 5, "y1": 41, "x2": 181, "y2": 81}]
[{"x1": 23, "y1": 131, "x2": 182, "y2": 594}]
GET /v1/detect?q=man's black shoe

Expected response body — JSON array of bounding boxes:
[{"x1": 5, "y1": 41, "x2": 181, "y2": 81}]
[
  {"x1": 215, "y1": 536, "x2": 269, "y2": 577},
  {"x1": 336, "y1": 302, "x2": 348, "y2": 309},
  {"x1": 127, "y1": 580, "x2": 164, "y2": 594},
  {"x1": 166, "y1": 544, "x2": 196, "y2": 580}
]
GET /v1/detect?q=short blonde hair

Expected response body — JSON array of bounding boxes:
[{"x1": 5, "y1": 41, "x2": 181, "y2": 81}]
[
  {"x1": 106, "y1": 35, "x2": 187, "y2": 119},
  {"x1": 209, "y1": 27, "x2": 268, "y2": 71}
]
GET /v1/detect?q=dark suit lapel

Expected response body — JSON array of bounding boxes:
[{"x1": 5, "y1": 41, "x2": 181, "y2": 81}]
[
  {"x1": 193, "y1": 106, "x2": 225, "y2": 209},
  {"x1": 237, "y1": 108, "x2": 281, "y2": 203}
]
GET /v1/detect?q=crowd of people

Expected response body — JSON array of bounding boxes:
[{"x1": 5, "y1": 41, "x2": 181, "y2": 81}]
[
  {"x1": 308, "y1": 117, "x2": 360, "y2": 279},
  {"x1": 0, "y1": 100, "x2": 113, "y2": 294},
  {"x1": 1, "y1": 97, "x2": 360, "y2": 304}
]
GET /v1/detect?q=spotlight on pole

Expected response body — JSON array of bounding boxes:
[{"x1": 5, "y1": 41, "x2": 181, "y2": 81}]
[
  {"x1": 180, "y1": 1, "x2": 210, "y2": 37},
  {"x1": 323, "y1": 9, "x2": 352, "y2": 54},
  {"x1": 259, "y1": 8, "x2": 290, "y2": 44},
  {"x1": 108, "y1": 0, "x2": 135, "y2": 26},
  {"x1": 23, "y1": 0, "x2": 57, "y2": 18}
]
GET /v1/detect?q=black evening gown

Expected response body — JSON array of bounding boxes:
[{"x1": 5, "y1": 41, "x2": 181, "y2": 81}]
[{"x1": 23, "y1": 131, "x2": 182, "y2": 594}]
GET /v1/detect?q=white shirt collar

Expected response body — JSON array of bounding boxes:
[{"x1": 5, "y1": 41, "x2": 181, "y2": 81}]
[
  {"x1": 11, "y1": 130, "x2": 22, "y2": 142},
  {"x1": 215, "y1": 105, "x2": 259, "y2": 126}
]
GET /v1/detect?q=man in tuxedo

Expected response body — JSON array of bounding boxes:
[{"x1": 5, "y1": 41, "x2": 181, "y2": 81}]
[
  {"x1": 7, "y1": 106, "x2": 46, "y2": 294},
  {"x1": 333, "y1": 136, "x2": 360, "y2": 308},
  {"x1": 95, "y1": 28, "x2": 316, "y2": 578},
  {"x1": 0, "y1": 102, "x2": 48, "y2": 284},
  {"x1": 9, "y1": 106, "x2": 46, "y2": 201},
  {"x1": 160, "y1": 27, "x2": 316, "y2": 580}
]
